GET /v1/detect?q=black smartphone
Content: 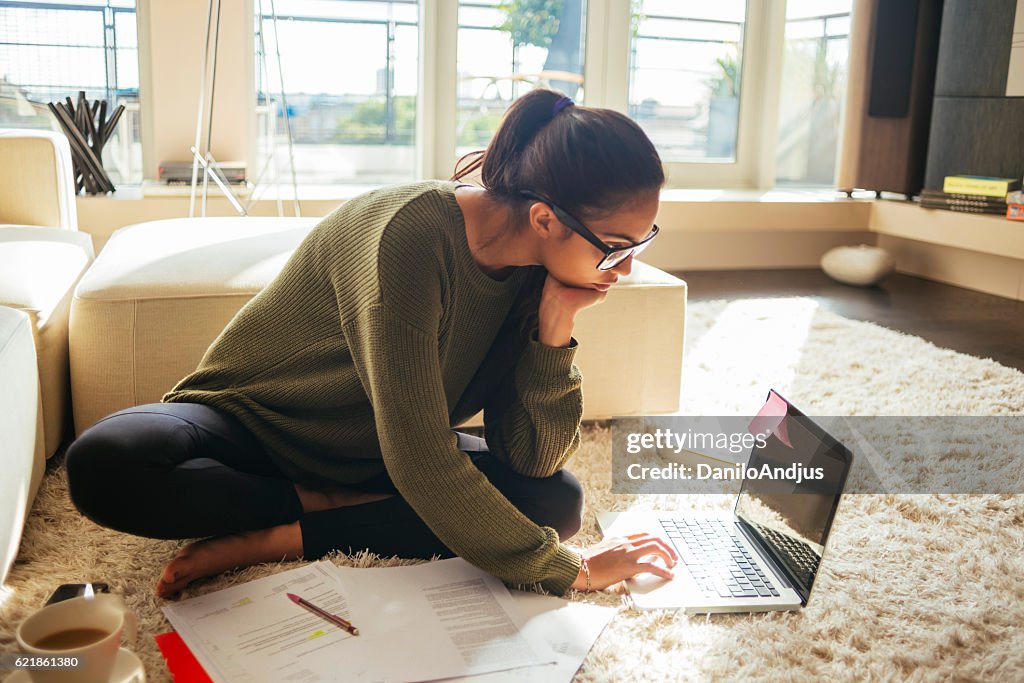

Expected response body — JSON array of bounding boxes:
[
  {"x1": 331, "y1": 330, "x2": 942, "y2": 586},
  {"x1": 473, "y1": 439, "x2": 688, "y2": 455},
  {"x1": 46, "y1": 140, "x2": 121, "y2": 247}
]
[{"x1": 45, "y1": 583, "x2": 111, "y2": 606}]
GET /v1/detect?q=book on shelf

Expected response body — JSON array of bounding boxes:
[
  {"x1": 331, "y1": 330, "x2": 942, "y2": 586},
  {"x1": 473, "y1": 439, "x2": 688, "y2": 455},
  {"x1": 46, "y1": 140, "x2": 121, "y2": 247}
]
[
  {"x1": 158, "y1": 160, "x2": 247, "y2": 185},
  {"x1": 920, "y1": 199, "x2": 1008, "y2": 215},
  {"x1": 942, "y1": 175, "x2": 1021, "y2": 198},
  {"x1": 919, "y1": 189, "x2": 1007, "y2": 209},
  {"x1": 921, "y1": 188, "x2": 1007, "y2": 204}
]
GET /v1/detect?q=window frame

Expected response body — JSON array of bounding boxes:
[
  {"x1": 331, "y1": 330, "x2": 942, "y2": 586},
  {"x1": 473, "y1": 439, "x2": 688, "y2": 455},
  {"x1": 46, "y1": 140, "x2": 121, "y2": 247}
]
[
  {"x1": 1, "y1": 0, "x2": 143, "y2": 182},
  {"x1": 128, "y1": 0, "x2": 804, "y2": 191},
  {"x1": 596, "y1": 0, "x2": 787, "y2": 189},
  {"x1": 417, "y1": 0, "x2": 790, "y2": 188},
  {"x1": 425, "y1": 0, "x2": 788, "y2": 188}
]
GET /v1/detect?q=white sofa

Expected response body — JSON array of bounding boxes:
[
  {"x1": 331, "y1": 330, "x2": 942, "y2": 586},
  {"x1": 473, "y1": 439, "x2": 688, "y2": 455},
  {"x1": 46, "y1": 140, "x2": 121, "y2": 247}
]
[
  {"x1": 69, "y1": 217, "x2": 688, "y2": 436},
  {"x1": 0, "y1": 307, "x2": 44, "y2": 585},
  {"x1": 0, "y1": 130, "x2": 95, "y2": 458},
  {"x1": 0, "y1": 227, "x2": 94, "y2": 455},
  {"x1": 0, "y1": 129, "x2": 94, "y2": 584}
]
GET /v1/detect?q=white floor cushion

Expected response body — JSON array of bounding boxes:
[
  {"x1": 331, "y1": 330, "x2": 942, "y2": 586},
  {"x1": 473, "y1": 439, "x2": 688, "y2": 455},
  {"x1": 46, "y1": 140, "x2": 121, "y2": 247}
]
[{"x1": 70, "y1": 217, "x2": 687, "y2": 435}]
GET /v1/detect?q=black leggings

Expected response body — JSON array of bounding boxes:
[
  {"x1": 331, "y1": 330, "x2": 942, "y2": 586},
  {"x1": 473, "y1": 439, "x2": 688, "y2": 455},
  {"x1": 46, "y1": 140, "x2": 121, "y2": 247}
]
[{"x1": 64, "y1": 403, "x2": 584, "y2": 561}]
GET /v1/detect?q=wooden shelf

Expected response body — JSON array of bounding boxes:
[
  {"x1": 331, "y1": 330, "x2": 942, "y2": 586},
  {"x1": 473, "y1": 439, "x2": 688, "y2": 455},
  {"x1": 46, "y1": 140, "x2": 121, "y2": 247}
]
[{"x1": 869, "y1": 200, "x2": 1024, "y2": 260}]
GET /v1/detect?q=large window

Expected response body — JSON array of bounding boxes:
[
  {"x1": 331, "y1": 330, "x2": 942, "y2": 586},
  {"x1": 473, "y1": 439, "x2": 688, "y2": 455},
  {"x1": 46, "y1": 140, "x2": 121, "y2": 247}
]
[
  {"x1": 628, "y1": 1, "x2": 747, "y2": 163},
  {"x1": 774, "y1": 0, "x2": 852, "y2": 186},
  {"x1": 0, "y1": 0, "x2": 141, "y2": 185},
  {"x1": 455, "y1": 0, "x2": 586, "y2": 158},
  {"x1": 249, "y1": 1, "x2": 852, "y2": 189},
  {"x1": 254, "y1": 0, "x2": 419, "y2": 186},
  {"x1": 1, "y1": 1, "x2": 854, "y2": 193}
]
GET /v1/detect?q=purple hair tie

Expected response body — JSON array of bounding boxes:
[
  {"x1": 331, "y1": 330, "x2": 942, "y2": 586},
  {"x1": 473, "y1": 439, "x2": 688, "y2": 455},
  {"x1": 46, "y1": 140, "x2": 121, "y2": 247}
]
[{"x1": 552, "y1": 96, "x2": 575, "y2": 116}]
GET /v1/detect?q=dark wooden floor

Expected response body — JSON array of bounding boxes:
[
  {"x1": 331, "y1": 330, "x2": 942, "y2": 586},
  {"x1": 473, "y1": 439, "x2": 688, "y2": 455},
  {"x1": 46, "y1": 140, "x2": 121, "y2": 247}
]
[{"x1": 670, "y1": 268, "x2": 1024, "y2": 373}]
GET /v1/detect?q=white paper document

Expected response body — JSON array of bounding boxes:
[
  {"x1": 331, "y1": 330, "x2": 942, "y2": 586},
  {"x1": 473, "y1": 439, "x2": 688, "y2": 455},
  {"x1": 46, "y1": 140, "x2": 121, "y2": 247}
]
[
  {"x1": 328, "y1": 559, "x2": 556, "y2": 682},
  {"x1": 440, "y1": 591, "x2": 615, "y2": 683},
  {"x1": 162, "y1": 559, "x2": 565, "y2": 683},
  {"x1": 162, "y1": 562, "x2": 358, "y2": 682}
]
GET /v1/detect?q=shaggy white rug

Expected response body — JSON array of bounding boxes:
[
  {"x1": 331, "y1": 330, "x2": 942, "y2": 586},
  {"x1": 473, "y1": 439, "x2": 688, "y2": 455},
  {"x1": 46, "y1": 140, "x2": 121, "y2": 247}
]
[{"x1": 3, "y1": 297, "x2": 1023, "y2": 682}]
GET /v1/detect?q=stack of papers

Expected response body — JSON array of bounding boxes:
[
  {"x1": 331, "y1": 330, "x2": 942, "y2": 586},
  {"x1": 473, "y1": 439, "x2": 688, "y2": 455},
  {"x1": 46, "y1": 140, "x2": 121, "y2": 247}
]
[{"x1": 162, "y1": 558, "x2": 614, "y2": 683}]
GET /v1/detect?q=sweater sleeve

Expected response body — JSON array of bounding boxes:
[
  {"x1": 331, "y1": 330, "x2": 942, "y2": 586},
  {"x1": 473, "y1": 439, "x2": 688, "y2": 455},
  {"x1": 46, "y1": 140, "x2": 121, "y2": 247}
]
[
  {"x1": 482, "y1": 330, "x2": 584, "y2": 479},
  {"x1": 342, "y1": 303, "x2": 582, "y2": 595}
]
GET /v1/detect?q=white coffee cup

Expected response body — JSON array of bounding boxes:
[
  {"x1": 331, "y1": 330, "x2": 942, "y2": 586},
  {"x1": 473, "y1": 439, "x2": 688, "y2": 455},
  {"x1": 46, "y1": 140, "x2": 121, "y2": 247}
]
[{"x1": 15, "y1": 593, "x2": 138, "y2": 683}]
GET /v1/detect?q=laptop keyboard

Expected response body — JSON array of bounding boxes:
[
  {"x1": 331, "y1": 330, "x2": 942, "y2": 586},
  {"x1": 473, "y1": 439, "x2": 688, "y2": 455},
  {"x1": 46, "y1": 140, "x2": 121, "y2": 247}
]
[
  {"x1": 752, "y1": 523, "x2": 820, "y2": 587},
  {"x1": 659, "y1": 518, "x2": 780, "y2": 600}
]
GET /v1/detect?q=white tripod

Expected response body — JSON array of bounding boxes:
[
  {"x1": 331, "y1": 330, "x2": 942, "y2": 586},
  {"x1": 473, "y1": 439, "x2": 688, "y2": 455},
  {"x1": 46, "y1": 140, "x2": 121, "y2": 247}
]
[{"x1": 189, "y1": 0, "x2": 301, "y2": 217}]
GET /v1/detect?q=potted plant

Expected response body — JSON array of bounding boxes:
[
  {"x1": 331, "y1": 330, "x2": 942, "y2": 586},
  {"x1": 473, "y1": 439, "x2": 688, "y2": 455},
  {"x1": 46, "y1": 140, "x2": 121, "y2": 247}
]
[
  {"x1": 806, "y1": 41, "x2": 842, "y2": 183},
  {"x1": 496, "y1": 0, "x2": 564, "y2": 49},
  {"x1": 706, "y1": 53, "x2": 740, "y2": 159}
]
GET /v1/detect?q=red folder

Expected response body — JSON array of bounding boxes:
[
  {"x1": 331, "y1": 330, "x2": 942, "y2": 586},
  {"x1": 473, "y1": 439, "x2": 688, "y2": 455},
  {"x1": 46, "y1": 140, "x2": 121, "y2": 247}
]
[{"x1": 154, "y1": 631, "x2": 214, "y2": 683}]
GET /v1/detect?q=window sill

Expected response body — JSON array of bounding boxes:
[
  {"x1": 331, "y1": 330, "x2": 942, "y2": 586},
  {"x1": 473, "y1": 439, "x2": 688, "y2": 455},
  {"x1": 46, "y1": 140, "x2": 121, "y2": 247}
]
[
  {"x1": 658, "y1": 187, "x2": 877, "y2": 203},
  {"x1": 75, "y1": 183, "x2": 878, "y2": 245},
  {"x1": 87, "y1": 182, "x2": 879, "y2": 204},
  {"x1": 82, "y1": 182, "x2": 384, "y2": 202}
]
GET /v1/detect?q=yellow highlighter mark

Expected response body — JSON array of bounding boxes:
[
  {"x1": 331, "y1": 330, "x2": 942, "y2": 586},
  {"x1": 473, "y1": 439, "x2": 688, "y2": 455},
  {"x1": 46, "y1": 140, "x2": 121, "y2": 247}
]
[
  {"x1": 232, "y1": 597, "x2": 252, "y2": 607},
  {"x1": 308, "y1": 630, "x2": 327, "y2": 640}
]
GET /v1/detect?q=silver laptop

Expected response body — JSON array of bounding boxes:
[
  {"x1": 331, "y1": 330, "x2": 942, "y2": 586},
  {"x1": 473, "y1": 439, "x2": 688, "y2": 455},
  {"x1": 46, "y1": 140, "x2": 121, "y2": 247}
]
[{"x1": 597, "y1": 390, "x2": 853, "y2": 614}]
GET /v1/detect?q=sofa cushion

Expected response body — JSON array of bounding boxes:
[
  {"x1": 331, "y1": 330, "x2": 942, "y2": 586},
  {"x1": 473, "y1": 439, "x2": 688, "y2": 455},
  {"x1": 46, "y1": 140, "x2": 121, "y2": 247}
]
[
  {"x1": 0, "y1": 226, "x2": 94, "y2": 456},
  {"x1": 0, "y1": 129, "x2": 78, "y2": 230},
  {"x1": 0, "y1": 226, "x2": 94, "y2": 319},
  {"x1": 0, "y1": 305, "x2": 44, "y2": 585}
]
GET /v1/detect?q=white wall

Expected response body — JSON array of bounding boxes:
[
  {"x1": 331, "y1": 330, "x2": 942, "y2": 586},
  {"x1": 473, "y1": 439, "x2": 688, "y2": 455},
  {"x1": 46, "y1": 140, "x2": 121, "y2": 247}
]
[{"x1": 138, "y1": 0, "x2": 254, "y2": 181}]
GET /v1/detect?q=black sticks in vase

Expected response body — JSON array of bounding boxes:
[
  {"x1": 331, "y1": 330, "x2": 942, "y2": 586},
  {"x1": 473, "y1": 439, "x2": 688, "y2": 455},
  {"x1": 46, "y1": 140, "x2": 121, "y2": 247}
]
[{"x1": 47, "y1": 90, "x2": 125, "y2": 195}]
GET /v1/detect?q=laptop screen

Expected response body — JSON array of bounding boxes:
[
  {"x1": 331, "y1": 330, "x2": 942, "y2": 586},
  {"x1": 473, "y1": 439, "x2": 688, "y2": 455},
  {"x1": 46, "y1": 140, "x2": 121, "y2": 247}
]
[{"x1": 733, "y1": 392, "x2": 851, "y2": 604}]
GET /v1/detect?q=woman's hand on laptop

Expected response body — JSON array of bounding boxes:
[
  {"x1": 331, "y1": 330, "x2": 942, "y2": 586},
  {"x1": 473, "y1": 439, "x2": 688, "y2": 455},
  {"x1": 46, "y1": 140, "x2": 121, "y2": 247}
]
[{"x1": 571, "y1": 532, "x2": 679, "y2": 591}]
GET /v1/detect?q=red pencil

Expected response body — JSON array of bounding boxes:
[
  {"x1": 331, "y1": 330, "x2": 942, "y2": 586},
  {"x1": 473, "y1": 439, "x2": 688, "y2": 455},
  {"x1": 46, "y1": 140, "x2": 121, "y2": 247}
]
[{"x1": 286, "y1": 593, "x2": 360, "y2": 636}]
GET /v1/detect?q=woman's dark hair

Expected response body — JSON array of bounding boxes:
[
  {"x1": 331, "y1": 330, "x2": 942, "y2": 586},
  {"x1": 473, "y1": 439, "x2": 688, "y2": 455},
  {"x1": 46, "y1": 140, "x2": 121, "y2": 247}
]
[{"x1": 451, "y1": 88, "x2": 665, "y2": 342}]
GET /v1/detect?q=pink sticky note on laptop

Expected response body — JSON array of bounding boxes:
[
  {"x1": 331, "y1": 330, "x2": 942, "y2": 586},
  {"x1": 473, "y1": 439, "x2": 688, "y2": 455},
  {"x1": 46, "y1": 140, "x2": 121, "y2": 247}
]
[{"x1": 747, "y1": 389, "x2": 793, "y2": 448}]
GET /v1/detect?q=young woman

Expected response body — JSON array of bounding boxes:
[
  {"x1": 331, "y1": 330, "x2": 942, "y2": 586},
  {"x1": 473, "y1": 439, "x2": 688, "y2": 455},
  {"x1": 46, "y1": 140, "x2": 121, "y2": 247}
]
[{"x1": 65, "y1": 88, "x2": 678, "y2": 599}]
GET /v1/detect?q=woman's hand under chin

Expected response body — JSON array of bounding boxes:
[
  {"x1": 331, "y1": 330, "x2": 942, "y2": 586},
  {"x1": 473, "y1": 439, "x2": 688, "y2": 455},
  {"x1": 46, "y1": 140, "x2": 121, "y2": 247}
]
[
  {"x1": 541, "y1": 272, "x2": 610, "y2": 316},
  {"x1": 535, "y1": 273, "x2": 611, "y2": 348}
]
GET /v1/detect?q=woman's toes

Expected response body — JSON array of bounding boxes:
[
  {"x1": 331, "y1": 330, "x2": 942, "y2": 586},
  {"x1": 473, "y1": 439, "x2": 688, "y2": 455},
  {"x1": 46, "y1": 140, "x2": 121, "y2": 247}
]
[
  {"x1": 160, "y1": 561, "x2": 182, "y2": 585},
  {"x1": 156, "y1": 574, "x2": 186, "y2": 599},
  {"x1": 156, "y1": 546, "x2": 201, "y2": 598},
  {"x1": 163, "y1": 545, "x2": 195, "y2": 578},
  {"x1": 153, "y1": 524, "x2": 303, "y2": 600}
]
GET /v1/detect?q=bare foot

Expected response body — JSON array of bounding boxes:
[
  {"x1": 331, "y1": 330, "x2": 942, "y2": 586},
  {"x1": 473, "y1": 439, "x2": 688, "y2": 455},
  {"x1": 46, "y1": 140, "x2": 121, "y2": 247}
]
[
  {"x1": 157, "y1": 522, "x2": 303, "y2": 599},
  {"x1": 294, "y1": 483, "x2": 395, "y2": 513}
]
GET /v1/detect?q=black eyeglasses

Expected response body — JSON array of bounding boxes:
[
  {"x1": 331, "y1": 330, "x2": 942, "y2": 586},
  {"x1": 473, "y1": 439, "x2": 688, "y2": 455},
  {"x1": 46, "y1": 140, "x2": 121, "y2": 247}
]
[{"x1": 518, "y1": 190, "x2": 659, "y2": 271}]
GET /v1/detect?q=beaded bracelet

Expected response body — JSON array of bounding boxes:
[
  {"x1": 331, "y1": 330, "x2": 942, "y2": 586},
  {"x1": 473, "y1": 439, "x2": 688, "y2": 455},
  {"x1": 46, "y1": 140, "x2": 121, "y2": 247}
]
[{"x1": 580, "y1": 556, "x2": 591, "y2": 592}]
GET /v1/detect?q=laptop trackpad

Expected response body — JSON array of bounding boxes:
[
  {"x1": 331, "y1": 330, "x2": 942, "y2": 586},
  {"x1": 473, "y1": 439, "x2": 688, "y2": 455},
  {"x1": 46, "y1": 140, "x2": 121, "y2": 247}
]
[
  {"x1": 626, "y1": 560, "x2": 704, "y2": 605},
  {"x1": 627, "y1": 570, "x2": 704, "y2": 609}
]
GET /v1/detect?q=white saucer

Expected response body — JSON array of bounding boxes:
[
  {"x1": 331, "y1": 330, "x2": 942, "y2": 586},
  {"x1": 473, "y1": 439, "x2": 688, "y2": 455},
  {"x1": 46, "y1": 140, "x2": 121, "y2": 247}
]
[{"x1": 4, "y1": 647, "x2": 145, "y2": 683}]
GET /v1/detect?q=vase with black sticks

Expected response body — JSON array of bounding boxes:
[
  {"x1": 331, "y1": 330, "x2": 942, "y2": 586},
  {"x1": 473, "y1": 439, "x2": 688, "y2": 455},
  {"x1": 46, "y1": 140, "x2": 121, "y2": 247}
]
[{"x1": 47, "y1": 90, "x2": 125, "y2": 195}]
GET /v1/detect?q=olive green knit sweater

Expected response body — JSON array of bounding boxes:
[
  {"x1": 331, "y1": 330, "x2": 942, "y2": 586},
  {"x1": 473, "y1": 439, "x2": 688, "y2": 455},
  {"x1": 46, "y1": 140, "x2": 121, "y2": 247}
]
[{"x1": 162, "y1": 179, "x2": 584, "y2": 595}]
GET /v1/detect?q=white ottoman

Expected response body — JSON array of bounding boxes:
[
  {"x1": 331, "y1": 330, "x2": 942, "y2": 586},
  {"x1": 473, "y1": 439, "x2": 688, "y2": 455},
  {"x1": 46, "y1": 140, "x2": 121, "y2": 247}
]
[
  {"x1": 70, "y1": 217, "x2": 687, "y2": 435},
  {"x1": 474, "y1": 259, "x2": 688, "y2": 425},
  {"x1": 0, "y1": 226, "x2": 95, "y2": 456},
  {"x1": 0, "y1": 306, "x2": 45, "y2": 585}
]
